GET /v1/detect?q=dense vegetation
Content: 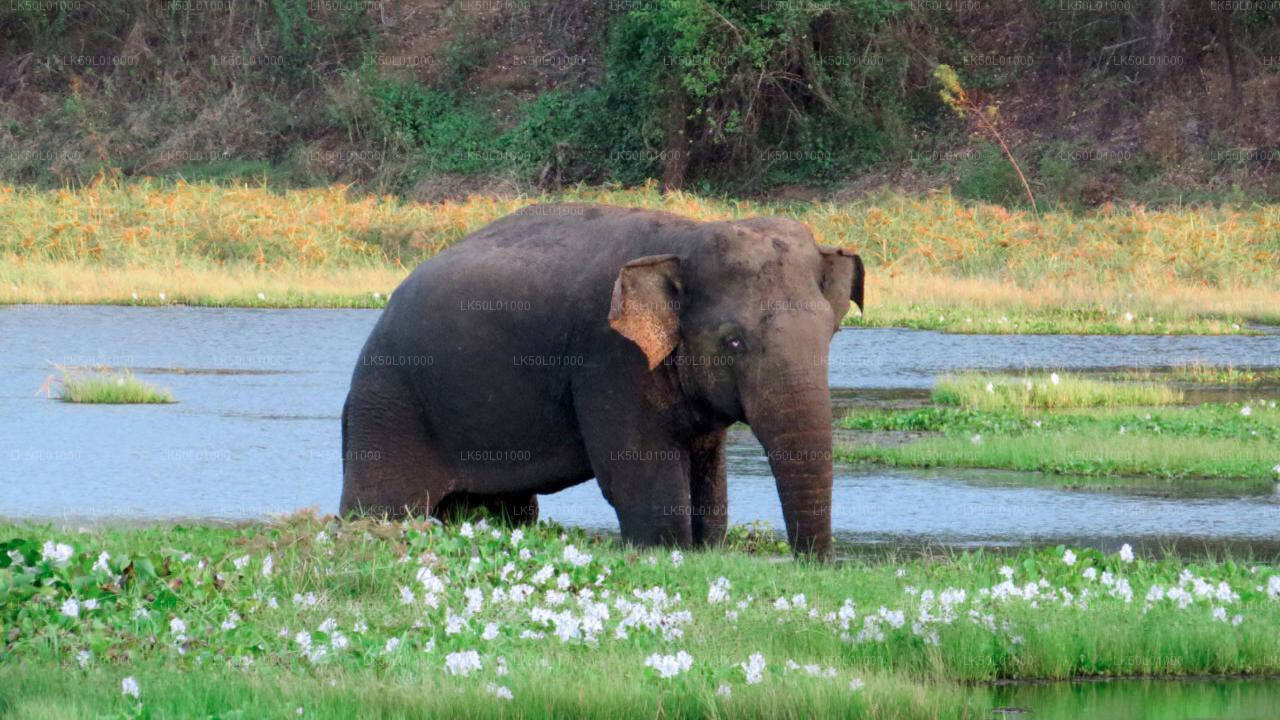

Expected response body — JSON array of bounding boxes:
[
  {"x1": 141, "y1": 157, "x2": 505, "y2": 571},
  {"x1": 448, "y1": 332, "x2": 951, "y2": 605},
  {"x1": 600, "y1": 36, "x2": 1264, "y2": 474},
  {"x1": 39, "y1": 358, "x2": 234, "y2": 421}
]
[
  {"x1": 4, "y1": 515, "x2": 1280, "y2": 718},
  {"x1": 2, "y1": 0, "x2": 1278, "y2": 204},
  {"x1": 3, "y1": 181, "x2": 1277, "y2": 330},
  {"x1": 839, "y1": 372, "x2": 1280, "y2": 488}
]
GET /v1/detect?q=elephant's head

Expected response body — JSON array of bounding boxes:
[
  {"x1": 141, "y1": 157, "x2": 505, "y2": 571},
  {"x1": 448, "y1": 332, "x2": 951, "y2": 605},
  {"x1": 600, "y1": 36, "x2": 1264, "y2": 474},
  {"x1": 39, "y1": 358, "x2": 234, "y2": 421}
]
[{"x1": 607, "y1": 217, "x2": 864, "y2": 557}]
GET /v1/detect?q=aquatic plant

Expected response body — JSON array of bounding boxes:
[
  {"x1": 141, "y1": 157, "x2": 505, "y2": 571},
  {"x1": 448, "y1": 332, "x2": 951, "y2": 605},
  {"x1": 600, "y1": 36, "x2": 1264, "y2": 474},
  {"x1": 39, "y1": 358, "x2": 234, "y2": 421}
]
[
  {"x1": 932, "y1": 372, "x2": 1181, "y2": 411},
  {"x1": 53, "y1": 366, "x2": 175, "y2": 404},
  {"x1": 2, "y1": 516, "x2": 1279, "y2": 717}
]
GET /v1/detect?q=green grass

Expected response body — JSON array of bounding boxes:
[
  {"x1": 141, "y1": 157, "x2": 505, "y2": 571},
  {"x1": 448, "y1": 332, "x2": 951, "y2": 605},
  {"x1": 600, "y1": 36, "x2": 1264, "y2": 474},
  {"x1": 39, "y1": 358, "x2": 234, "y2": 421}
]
[
  {"x1": 838, "y1": 400, "x2": 1280, "y2": 487},
  {"x1": 1106, "y1": 364, "x2": 1280, "y2": 386},
  {"x1": 933, "y1": 373, "x2": 1182, "y2": 411},
  {"x1": 3, "y1": 516, "x2": 1279, "y2": 719},
  {"x1": 55, "y1": 368, "x2": 175, "y2": 404}
]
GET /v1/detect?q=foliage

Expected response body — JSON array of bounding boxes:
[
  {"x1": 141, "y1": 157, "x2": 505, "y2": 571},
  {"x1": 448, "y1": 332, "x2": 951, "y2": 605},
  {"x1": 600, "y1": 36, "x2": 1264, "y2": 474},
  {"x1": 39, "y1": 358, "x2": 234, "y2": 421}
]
[
  {"x1": 3, "y1": 517, "x2": 1280, "y2": 717},
  {"x1": 932, "y1": 373, "x2": 1181, "y2": 411},
  {"x1": 839, "y1": 398, "x2": 1280, "y2": 484},
  {"x1": 53, "y1": 367, "x2": 175, "y2": 404}
]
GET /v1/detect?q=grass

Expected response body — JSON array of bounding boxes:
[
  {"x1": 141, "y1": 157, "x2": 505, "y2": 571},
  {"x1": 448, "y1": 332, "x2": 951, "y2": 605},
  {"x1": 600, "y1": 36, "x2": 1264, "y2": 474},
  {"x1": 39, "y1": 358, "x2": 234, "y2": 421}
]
[
  {"x1": 838, "y1": 378, "x2": 1280, "y2": 486},
  {"x1": 54, "y1": 367, "x2": 175, "y2": 404},
  {"x1": 1106, "y1": 364, "x2": 1280, "y2": 386},
  {"x1": 2, "y1": 179, "x2": 1278, "y2": 333},
  {"x1": 932, "y1": 372, "x2": 1183, "y2": 411},
  {"x1": 3, "y1": 515, "x2": 1280, "y2": 719}
]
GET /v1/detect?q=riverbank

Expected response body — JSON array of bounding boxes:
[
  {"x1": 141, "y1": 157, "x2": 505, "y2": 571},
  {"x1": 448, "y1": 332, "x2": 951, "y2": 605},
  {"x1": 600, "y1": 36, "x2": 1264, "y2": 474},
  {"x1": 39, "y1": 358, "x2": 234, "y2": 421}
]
[
  {"x1": 2, "y1": 516, "x2": 1279, "y2": 719},
  {"x1": 837, "y1": 373, "x2": 1280, "y2": 490},
  {"x1": 3, "y1": 181, "x2": 1277, "y2": 334}
]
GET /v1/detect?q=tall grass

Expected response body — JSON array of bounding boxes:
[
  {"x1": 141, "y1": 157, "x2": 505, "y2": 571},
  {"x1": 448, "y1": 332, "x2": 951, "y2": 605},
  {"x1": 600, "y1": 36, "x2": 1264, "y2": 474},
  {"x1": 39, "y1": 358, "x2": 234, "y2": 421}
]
[
  {"x1": 55, "y1": 367, "x2": 174, "y2": 404},
  {"x1": 933, "y1": 373, "x2": 1182, "y2": 411},
  {"x1": 1, "y1": 179, "x2": 1278, "y2": 325},
  {"x1": 3, "y1": 517, "x2": 1279, "y2": 718},
  {"x1": 838, "y1": 432, "x2": 1280, "y2": 485}
]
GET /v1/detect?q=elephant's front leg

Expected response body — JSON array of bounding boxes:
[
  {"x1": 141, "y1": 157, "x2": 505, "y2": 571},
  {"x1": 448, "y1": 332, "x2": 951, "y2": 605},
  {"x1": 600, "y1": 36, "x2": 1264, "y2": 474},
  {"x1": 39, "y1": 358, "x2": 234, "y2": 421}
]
[
  {"x1": 689, "y1": 429, "x2": 728, "y2": 547},
  {"x1": 591, "y1": 441, "x2": 694, "y2": 548}
]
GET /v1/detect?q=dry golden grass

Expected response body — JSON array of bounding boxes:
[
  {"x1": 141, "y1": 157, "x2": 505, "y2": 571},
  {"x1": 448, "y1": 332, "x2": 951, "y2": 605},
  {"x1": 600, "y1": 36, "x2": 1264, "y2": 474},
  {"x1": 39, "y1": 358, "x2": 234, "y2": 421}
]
[{"x1": 2, "y1": 178, "x2": 1277, "y2": 330}]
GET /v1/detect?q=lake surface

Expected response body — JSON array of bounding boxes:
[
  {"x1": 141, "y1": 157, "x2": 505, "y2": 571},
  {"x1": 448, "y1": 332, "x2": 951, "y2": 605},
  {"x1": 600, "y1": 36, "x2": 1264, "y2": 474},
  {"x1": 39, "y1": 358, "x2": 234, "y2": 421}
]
[{"x1": 2, "y1": 305, "x2": 1278, "y2": 552}]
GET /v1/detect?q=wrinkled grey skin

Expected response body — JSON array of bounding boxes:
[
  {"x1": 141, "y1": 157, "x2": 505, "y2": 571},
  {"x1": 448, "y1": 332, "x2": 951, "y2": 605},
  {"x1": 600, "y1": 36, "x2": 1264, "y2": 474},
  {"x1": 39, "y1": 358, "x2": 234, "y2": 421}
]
[{"x1": 340, "y1": 203, "x2": 863, "y2": 556}]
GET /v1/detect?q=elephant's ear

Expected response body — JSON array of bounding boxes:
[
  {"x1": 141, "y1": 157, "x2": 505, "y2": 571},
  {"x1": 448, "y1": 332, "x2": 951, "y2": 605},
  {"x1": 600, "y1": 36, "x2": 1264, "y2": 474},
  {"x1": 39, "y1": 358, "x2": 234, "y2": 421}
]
[
  {"x1": 608, "y1": 254, "x2": 682, "y2": 370},
  {"x1": 818, "y1": 246, "x2": 865, "y2": 329}
]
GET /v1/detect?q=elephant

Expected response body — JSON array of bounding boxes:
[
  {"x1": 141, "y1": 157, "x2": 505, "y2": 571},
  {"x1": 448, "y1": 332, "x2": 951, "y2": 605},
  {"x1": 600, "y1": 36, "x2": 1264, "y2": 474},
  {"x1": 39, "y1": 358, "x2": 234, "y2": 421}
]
[{"x1": 340, "y1": 203, "x2": 864, "y2": 556}]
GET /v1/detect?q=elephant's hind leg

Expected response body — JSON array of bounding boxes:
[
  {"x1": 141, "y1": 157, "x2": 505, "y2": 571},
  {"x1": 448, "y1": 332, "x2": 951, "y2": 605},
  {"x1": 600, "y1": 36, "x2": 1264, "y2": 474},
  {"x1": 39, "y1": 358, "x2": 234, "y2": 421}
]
[{"x1": 340, "y1": 369, "x2": 451, "y2": 519}]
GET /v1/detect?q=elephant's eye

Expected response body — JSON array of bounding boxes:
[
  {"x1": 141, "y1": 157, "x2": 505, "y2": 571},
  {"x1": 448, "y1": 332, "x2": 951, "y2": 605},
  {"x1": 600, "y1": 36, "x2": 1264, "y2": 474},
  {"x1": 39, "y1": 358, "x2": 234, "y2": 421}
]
[{"x1": 722, "y1": 335, "x2": 746, "y2": 353}]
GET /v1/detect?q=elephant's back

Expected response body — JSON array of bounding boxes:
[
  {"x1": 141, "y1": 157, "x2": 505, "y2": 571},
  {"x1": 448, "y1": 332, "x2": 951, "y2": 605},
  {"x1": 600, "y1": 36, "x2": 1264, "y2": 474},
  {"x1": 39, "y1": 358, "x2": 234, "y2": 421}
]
[{"x1": 386, "y1": 204, "x2": 702, "y2": 327}]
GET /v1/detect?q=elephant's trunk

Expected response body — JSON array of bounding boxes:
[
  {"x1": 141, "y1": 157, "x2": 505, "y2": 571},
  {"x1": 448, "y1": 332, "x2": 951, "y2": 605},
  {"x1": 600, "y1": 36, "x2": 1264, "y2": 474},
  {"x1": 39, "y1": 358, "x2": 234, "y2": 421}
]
[{"x1": 743, "y1": 360, "x2": 834, "y2": 559}]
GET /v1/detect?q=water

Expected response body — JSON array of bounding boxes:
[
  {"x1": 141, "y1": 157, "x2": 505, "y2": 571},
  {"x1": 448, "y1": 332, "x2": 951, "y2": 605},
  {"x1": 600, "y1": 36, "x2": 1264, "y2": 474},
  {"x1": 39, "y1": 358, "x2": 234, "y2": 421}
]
[
  {"x1": 983, "y1": 677, "x2": 1280, "y2": 720},
  {"x1": 2, "y1": 305, "x2": 1278, "y2": 551}
]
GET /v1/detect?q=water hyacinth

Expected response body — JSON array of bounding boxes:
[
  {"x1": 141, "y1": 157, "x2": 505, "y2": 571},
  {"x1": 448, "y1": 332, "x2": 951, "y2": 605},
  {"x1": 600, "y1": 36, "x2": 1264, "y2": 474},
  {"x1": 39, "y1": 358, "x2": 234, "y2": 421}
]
[
  {"x1": 41, "y1": 541, "x2": 73, "y2": 568},
  {"x1": 444, "y1": 650, "x2": 482, "y2": 676},
  {"x1": 741, "y1": 652, "x2": 767, "y2": 684},
  {"x1": 644, "y1": 650, "x2": 693, "y2": 678},
  {"x1": 121, "y1": 676, "x2": 140, "y2": 699},
  {"x1": 6, "y1": 516, "x2": 1280, "y2": 715}
]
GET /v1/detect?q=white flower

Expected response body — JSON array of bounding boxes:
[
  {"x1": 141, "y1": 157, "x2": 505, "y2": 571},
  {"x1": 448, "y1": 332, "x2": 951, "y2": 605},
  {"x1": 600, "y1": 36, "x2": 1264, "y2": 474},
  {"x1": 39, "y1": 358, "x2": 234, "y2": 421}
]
[
  {"x1": 707, "y1": 577, "x2": 731, "y2": 604},
  {"x1": 1062, "y1": 549, "x2": 1076, "y2": 566},
  {"x1": 849, "y1": 677, "x2": 865, "y2": 691},
  {"x1": 486, "y1": 683, "x2": 514, "y2": 700},
  {"x1": 1119, "y1": 544, "x2": 1134, "y2": 563},
  {"x1": 1032, "y1": 419, "x2": 1042, "y2": 428},
  {"x1": 257, "y1": 292, "x2": 266, "y2": 300},
  {"x1": 985, "y1": 382, "x2": 995, "y2": 394},
  {"x1": 519, "y1": 548, "x2": 532, "y2": 561},
  {"x1": 262, "y1": 555, "x2": 274, "y2": 577},
  {"x1": 121, "y1": 676, "x2": 140, "y2": 699},
  {"x1": 1241, "y1": 406, "x2": 1253, "y2": 417},
  {"x1": 563, "y1": 545, "x2": 592, "y2": 567},
  {"x1": 76, "y1": 650, "x2": 92, "y2": 667},
  {"x1": 60, "y1": 598, "x2": 81, "y2": 618},
  {"x1": 482, "y1": 622, "x2": 500, "y2": 641},
  {"x1": 740, "y1": 652, "x2": 766, "y2": 684},
  {"x1": 510, "y1": 529, "x2": 524, "y2": 546},
  {"x1": 1212, "y1": 606, "x2": 1227, "y2": 622},
  {"x1": 970, "y1": 434, "x2": 982, "y2": 445},
  {"x1": 459, "y1": 522, "x2": 475, "y2": 538},
  {"x1": 384, "y1": 637, "x2": 401, "y2": 654},
  {"x1": 998, "y1": 565, "x2": 1014, "y2": 580},
  {"x1": 158, "y1": 292, "x2": 166, "y2": 300},
  {"x1": 444, "y1": 650, "x2": 482, "y2": 676},
  {"x1": 41, "y1": 541, "x2": 74, "y2": 567},
  {"x1": 670, "y1": 550, "x2": 684, "y2": 567},
  {"x1": 645, "y1": 651, "x2": 693, "y2": 678},
  {"x1": 399, "y1": 586, "x2": 416, "y2": 605},
  {"x1": 1124, "y1": 312, "x2": 1134, "y2": 323},
  {"x1": 1082, "y1": 567, "x2": 1097, "y2": 581},
  {"x1": 1050, "y1": 372, "x2": 1060, "y2": 385},
  {"x1": 496, "y1": 657, "x2": 509, "y2": 676},
  {"x1": 1271, "y1": 464, "x2": 1280, "y2": 476},
  {"x1": 233, "y1": 555, "x2": 250, "y2": 570},
  {"x1": 716, "y1": 683, "x2": 732, "y2": 697},
  {"x1": 170, "y1": 617, "x2": 187, "y2": 634},
  {"x1": 92, "y1": 551, "x2": 111, "y2": 573},
  {"x1": 221, "y1": 612, "x2": 241, "y2": 631}
]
